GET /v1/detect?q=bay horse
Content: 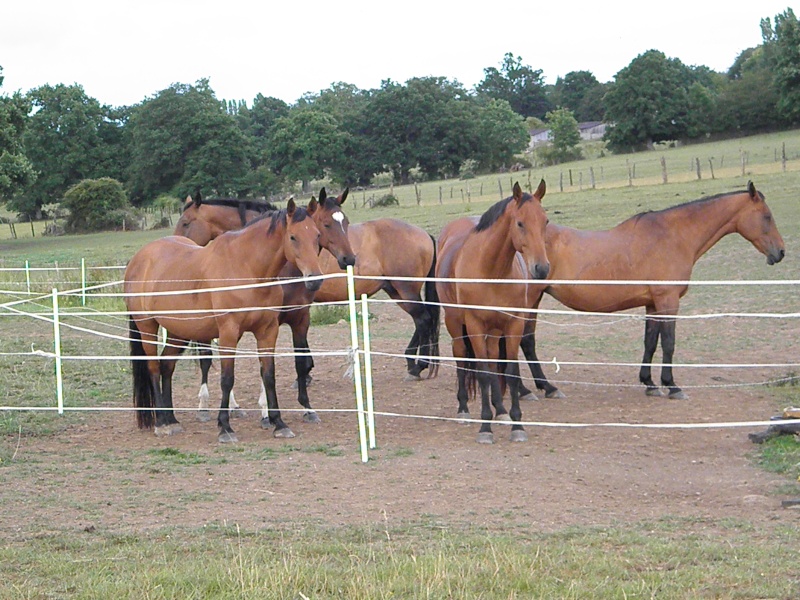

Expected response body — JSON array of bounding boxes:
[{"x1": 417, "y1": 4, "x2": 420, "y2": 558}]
[
  {"x1": 520, "y1": 181, "x2": 785, "y2": 400},
  {"x1": 125, "y1": 198, "x2": 324, "y2": 443},
  {"x1": 436, "y1": 181, "x2": 549, "y2": 444},
  {"x1": 176, "y1": 192, "x2": 441, "y2": 383},
  {"x1": 174, "y1": 188, "x2": 356, "y2": 424}
]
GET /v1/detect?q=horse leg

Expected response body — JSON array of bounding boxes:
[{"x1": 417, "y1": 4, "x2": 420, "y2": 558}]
[
  {"x1": 388, "y1": 283, "x2": 432, "y2": 380},
  {"x1": 155, "y1": 336, "x2": 188, "y2": 436},
  {"x1": 197, "y1": 346, "x2": 213, "y2": 422},
  {"x1": 256, "y1": 326, "x2": 294, "y2": 438},
  {"x1": 639, "y1": 307, "x2": 665, "y2": 397},
  {"x1": 290, "y1": 314, "x2": 320, "y2": 424},
  {"x1": 475, "y1": 362, "x2": 498, "y2": 444},
  {"x1": 659, "y1": 316, "x2": 687, "y2": 399},
  {"x1": 451, "y1": 332, "x2": 471, "y2": 419},
  {"x1": 519, "y1": 316, "x2": 564, "y2": 399},
  {"x1": 488, "y1": 335, "x2": 509, "y2": 421},
  {"x1": 504, "y1": 358, "x2": 528, "y2": 443}
]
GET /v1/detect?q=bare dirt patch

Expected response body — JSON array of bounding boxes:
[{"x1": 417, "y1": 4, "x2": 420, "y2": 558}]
[{"x1": 0, "y1": 299, "x2": 794, "y2": 539}]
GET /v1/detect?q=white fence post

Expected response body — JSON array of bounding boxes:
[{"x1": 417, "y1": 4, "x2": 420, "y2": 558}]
[
  {"x1": 361, "y1": 293, "x2": 376, "y2": 449},
  {"x1": 52, "y1": 288, "x2": 64, "y2": 415},
  {"x1": 346, "y1": 266, "x2": 369, "y2": 462}
]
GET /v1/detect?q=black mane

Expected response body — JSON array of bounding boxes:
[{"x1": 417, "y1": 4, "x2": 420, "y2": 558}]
[{"x1": 475, "y1": 192, "x2": 536, "y2": 231}]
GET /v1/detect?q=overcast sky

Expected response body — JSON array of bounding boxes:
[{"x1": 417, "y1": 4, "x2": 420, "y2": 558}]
[{"x1": 2, "y1": 1, "x2": 793, "y2": 108}]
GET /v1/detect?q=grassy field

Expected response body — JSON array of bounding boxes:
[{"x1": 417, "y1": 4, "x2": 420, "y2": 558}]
[{"x1": 2, "y1": 129, "x2": 800, "y2": 598}]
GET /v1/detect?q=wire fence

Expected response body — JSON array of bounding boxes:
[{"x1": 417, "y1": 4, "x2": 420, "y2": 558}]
[{"x1": 1, "y1": 263, "x2": 799, "y2": 461}]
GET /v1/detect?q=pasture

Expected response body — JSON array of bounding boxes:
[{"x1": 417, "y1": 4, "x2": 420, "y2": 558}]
[{"x1": 1, "y1": 131, "x2": 800, "y2": 597}]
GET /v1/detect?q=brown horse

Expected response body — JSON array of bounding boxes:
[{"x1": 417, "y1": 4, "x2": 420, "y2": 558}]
[
  {"x1": 174, "y1": 188, "x2": 356, "y2": 423},
  {"x1": 520, "y1": 181, "x2": 785, "y2": 400},
  {"x1": 176, "y1": 194, "x2": 441, "y2": 383},
  {"x1": 125, "y1": 198, "x2": 323, "y2": 443},
  {"x1": 436, "y1": 181, "x2": 549, "y2": 444}
]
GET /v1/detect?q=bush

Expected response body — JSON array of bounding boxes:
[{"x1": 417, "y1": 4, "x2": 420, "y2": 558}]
[
  {"x1": 372, "y1": 194, "x2": 399, "y2": 208},
  {"x1": 62, "y1": 178, "x2": 139, "y2": 232}
]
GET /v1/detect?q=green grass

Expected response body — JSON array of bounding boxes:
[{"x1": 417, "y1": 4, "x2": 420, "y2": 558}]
[
  {"x1": 0, "y1": 520, "x2": 798, "y2": 599},
  {"x1": 2, "y1": 129, "x2": 800, "y2": 596}
]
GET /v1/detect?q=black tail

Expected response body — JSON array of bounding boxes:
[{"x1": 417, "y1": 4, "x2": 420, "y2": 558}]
[
  {"x1": 129, "y1": 316, "x2": 155, "y2": 430},
  {"x1": 422, "y1": 234, "x2": 441, "y2": 377}
]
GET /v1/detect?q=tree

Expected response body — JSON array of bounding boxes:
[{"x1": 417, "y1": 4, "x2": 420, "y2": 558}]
[
  {"x1": 761, "y1": 8, "x2": 800, "y2": 124},
  {"x1": 266, "y1": 107, "x2": 348, "y2": 191},
  {"x1": 539, "y1": 107, "x2": 582, "y2": 165},
  {"x1": 473, "y1": 98, "x2": 529, "y2": 171},
  {"x1": 476, "y1": 53, "x2": 551, "y2": 119},
  {"x1": 126, "y1": 80, "x2": 252, "y2": 203},
  {"x1": 550, "y1": 71, "x2": 606, "y2": 121},
  {"x1": 13, "y1": 84, "x2": 121, "y2": 217},
  {"x1": 0, "y1": 66, "x2": 36, "y2": 201},
  {"x1": 603, "y1": 50, "x2": 694, "y2": 152},
  {"x1": 62, "y1": 177, "x2": 134, "y2": 232}
]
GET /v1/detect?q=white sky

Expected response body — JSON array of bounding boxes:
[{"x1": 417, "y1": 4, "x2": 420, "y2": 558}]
[{"x1": 1, "y1": 1, "x2": 794, "y2": 107}]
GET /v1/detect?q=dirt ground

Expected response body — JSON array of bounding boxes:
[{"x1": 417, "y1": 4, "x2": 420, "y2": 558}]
[{"x1": 1, "y1": 298, "x2": 796, "y2": 539}]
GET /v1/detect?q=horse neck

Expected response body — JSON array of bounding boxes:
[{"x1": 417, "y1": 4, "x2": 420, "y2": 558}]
[
  {"x1": 229, "y1": 218, "x2": 287, "y2": 279},
  {"x1": 672, "y1": 193, "x2": 746, "y2": 261},
  {"x1": 470, "y1": 213, "x2": 518, "y2": 277}
]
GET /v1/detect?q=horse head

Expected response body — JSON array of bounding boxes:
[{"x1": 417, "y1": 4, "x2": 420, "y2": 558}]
[
  {"x1": 509, "y1": 180, "x2": 550, "y2": 279},
  {"x1": 174, "y1": 193, "x2": 218, "y2": 246},
  {"x1": 312, "y1": 187, "x2": 357, "y2": 269},
  {"x1": 285, "y1": 198, "x2": 324, "y2": 291},
  {"x1": 736, "y1": 181, "x2": 785, "y2": 265}
]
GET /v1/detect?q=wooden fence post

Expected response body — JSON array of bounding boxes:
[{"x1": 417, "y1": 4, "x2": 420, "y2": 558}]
[
  {"x1": 661, "y1": 156, "x2": 668, "y2": 184},
  {"x1": 695, "y1": 157, "x2": 702, "y2": 180}
]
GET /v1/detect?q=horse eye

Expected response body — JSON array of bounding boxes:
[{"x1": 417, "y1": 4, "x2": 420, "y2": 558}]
[
  {"x1": 517, "y1": 221, "x2": 524, "y2": 228},
  {"x1": 324, "y1": 223, "x2": 331, "y2": 229},
  {"x1": 290, "y1": 235, "x2": 296, "y2": 242}
]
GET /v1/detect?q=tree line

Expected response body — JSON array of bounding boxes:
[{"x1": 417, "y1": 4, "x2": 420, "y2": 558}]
[{"x1": 0, "y1": 8, "x2": 797, "y2": 221}]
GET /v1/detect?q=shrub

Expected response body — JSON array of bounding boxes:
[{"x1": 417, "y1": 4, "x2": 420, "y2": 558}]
[
  {"x1": 372, "y1": 194, "x2": 399, "y2": 208},
  {"x1": 62, "y1": 178, "x2": 140, "y2": 232}
]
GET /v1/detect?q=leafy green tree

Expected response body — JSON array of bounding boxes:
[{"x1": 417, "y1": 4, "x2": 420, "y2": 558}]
[
  {"x1": 550, "y1": 71, "x2": 607, "y2": 121},
  {"x1": 473, "y1": 98, "x2": 529, "y2": 171},
  {"x1": 13, "y1": 84, "x2": 122, "y2": 217},
  {"x1": 0, "y1": 67, "x2": 36, "y2": 201},
  {"x1": 62, "y1": 177, "x2": 135, "y2": 232},
  {"x1": 761, "y1": 8, "x2": 800, "y2": 124},
  {"x1": 125, "y1": 80, "x2": 251, "y2": 203},
  {"x1": 267, "y1": 107, "x2": 348, "y2": 191},
  {"x1": 476, "y1": 53, "x2": 551, "y2": 119},
  {"x1": 540, "y1": 107, "x2": 582, "y2": 165},
  {"x1": 603, "y1": 50, "x2": 694, "y2": 152},
  {"x1": 715, "y1": 68, "x2": 780, "y2": 133}
]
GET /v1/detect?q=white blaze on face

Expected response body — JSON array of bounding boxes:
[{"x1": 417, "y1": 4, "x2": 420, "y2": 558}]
[{"x1": 332, "y1": 211, "x2": 345, "y2": 232}]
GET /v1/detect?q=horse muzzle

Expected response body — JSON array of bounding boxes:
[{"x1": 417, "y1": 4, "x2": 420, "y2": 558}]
[
  {"x1": 337, "y1": 254, "x2": 357, "y2": 269},
  {"x1": 304, "y1": 275, "x2": 323, "y2": 292},
  {"x1": 767, "y1": 247, "x2": 785, "y2": 265},
  {"x1": 529, "y1": 262, "x2": 550, "y2": 280}
]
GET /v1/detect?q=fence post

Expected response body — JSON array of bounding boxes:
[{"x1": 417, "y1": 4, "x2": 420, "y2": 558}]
[
  {"x1": 360, "y1": 293, "x2": 376, "y2": 449},
  {"x1": 346, "y1": 265, "x2": 369, "y2": 463},
  {"x1": 52, "y1": 288, "x2": 64, "y2": 415},
  {"x1": 81, "y1": 258, "x2": 87, "y2": 306},
  {"x1": 25, "y1": 260, "x2": 30, "y2": 294}
]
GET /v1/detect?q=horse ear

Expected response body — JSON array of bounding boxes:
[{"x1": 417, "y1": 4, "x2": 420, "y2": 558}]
[
  {"x1": 192, "y1": 191, "x2": 202, "y2": 207},
  {"x1": 512, "y1": 182, "x2": 523, "y2": 203},
  {"x1": 339, "y1": 187, "x2": 349, "y2": 205},
  {"x1": 533, "y1": 179, "x2": 546, "y2": 202},
  {"x1": 747, "y1": 180, "x2": 758, "y2": 201},
  {"x1": 307, "y1": 196, "x2": 318, "y2": 215},
  {"x1": 287, "y1": 197, "x2": 296, "y2": 217},
  {"x1": 319, "y1": 187, "x2": 327, "y2": 203},
  {"x1": 184, "y1": 195, "x2": 193, "y2": 207}
]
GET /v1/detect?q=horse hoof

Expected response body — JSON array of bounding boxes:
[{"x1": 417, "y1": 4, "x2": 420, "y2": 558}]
[
  {"x1": 404, "y1": 373, "x2": 423, "y2": 382},
  {"x1": 646, "y1": 387, "x2": 666, "y2": 397},
  {"x1": 546, "y1": 389, "x2": 566, "y2": 399},
  {"x1": 230, "y1": 408, "x2": 247, "y2": 419},
  {"x1": 495, "y1": 414, "x2": 512, "y2": 423},
  {"x1": 260, "y1": 418, "x2": 271, "y2": 430},
  {"x1": 520, "y1": 392, "x2": 539, "y2": 402},
  {"x1": 274, "y1": 427, "x2": 296, "y2": 439},
  {"x1": 456, "y1": 412, "x2": 470, "y2": 424},
  {"x1": 303, "y1": 411, "x2": 321, "y2": 424},
  {"x1": 669, "y1": 390, "x2": 688, "y2": 400},
  {"x1": 218, "y1": 431, "x2": 238, "y2": 443},
  {"x1": 196, "y1": 410, "x2": 211, "y2": 423},
  {"x1": 154, "y1": 423, "x2": 183, "y2": 437},
  {"x1": 476, "y1": 432, "x2": 494, "y2": 444},
  {"x1": 510, "y1": 430, "x2": 528, "y2": 443}
]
